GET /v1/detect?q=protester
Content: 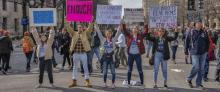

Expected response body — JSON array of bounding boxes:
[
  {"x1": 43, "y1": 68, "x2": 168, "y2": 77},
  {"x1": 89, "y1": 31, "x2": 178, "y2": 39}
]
[
  {"x1": 22, "y1": 32, "x2": 35, "y2": 72},
  {"x1": 0, "y1": 29, "x2": 3, "y2": 71},
  {"x1": 146, "y1": 28, "x2": 178, "y2": 88},
  {"x1": 184, "y1": 22, "x2": 195, "y2": 64},
  {"x1": 215, "y1": 34, "x2": 220, "y2": 83},
  {"x1": 89, "y1": 28, "x2": 101, "y2": 71},
  {"x1": 0, "y1": 30, "x2": 13, "y2": 75},
  {"x1": 94, "y1": 23, "x2": 120, "y2": 88},
  {"x1": 115, "y1": 28, "x2": 127, "y2": 66},
  {"x1": 31, "y1": 27, "x2": 55, "y2": 88},
  {"x1": 145, "y1": 29, "x2": 154, "y2": 58},
  {"x1": 122, "y1": 24, "x2": 148, "y2": 89},
  {"x1": 185, "y1": 22, "x2": 209, "y2": 90},
  {"x1": 170, "y1": 28, "x2": 179, "y2": 64},
  {"x1": 203, "y1": 27, "x2": 215, "y2": 82},
  {"x1": 60, "y1": 28, "x2": 71, "y2": 70},
  {"x1": 68, "y1": 23, "x2": 93, "y2": 88}
]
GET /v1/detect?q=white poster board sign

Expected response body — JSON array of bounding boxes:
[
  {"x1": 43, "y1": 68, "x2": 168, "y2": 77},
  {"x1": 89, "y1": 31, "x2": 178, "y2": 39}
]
[
  {"x1": 96, "y1": 5, "x2": 122, "y2": 24},
  {"x1": 124, "y1": 8, "x2": 144, "y2": 23},
  {"x1": 29, "y1": 8, "x2": 57, "y2": 26},
  {"x1": 149, "y1": 6, "x2": 177, "y2": 28}
]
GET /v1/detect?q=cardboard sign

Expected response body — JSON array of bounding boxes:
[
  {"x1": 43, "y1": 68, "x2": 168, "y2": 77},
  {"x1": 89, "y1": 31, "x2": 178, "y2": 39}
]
[
  {"x1": 66, "y1": 0, "x2": 93, "y2": 22},
  {"x1": 149, "y1": 6, "x2": 177, "y2": 28},
  {"x1": 96, "y1": 5, "x2": 122, "y2": 24},
  {"x1": 124, "y1": 8, "x2": 144, "y2": 23},
  {"x1": 29, "y1": 8, "x2": 57, "y2": 26}
]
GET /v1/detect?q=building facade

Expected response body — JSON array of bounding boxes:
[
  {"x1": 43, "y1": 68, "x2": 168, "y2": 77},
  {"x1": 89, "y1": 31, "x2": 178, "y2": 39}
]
[{"x1": 0, "y1": 0, "x2": 23, "y2": 36}]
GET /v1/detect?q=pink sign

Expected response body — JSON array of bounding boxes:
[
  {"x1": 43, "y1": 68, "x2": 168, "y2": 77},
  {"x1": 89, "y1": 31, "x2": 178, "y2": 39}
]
[{"x1": 66, "y1": 0, "x2": 93, "y2": 22}]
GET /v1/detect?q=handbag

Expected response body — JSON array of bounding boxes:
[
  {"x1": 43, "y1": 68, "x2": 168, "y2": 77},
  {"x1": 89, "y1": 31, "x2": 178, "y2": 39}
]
[{"x1": 149, "y1": 54, "x2": 154, "y2": 66}]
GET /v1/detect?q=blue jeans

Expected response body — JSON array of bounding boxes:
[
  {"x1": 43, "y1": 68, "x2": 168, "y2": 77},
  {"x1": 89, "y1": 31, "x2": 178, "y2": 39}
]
[
  {"x1": 146, "y1": 41, "x2": 152, "y2": 55},
  {"x1": 187, "y1": 52, "x2": 207, "y2": 86},
  {"x1": 204, "y1": 57, "x2": 209, "y2": 79},
  {"x1": 154, "y1": 52, "x2": 167, "y2": 83},
  {"x1": 25, "y1": 51, "x2": 33, "y2": 70},
  {"x1": 103, "y1": 56, "x2": 116, "y2": 83},
  {"x1": 127, "y1": 54, "x2": 144, "y2": 84},
  {"x1": 171, "y1": 46, "x2": 178, "y2": 60}
]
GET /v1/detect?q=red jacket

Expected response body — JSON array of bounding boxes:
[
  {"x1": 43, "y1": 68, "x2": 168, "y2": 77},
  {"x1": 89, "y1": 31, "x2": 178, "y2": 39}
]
[{"x1": 123, "y1": 29, "x2": 148, "y2": 55}]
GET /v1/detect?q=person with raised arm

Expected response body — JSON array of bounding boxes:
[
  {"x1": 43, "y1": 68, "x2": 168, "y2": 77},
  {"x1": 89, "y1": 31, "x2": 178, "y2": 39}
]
[
  {"x1": 31, "y1": 27, "x2": 55, "y2": 88},
  {"x1": 94, "y1": 23, "x2": 121, "y2": 89},
  {"x1": 146, "y1": 28, "x2": 179, "y2": 88},
  {"x1": 68, "y1": 23, "x2": 93, "y2": 88},
  {"x1": 121, "y1": 24, "x2": 148, "y2": 89}
]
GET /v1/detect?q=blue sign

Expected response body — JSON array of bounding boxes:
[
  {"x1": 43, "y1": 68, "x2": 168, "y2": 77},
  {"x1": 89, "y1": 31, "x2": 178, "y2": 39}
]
[
  {"x1": 29, "y1": 8, "x2": 57, "y2": 26},
  {"x1": 33, "y1": 11, "x2": 54, "y2": 24},
  {"x1": 21, "y1": 18, "x2": 29, "y2": 25}
]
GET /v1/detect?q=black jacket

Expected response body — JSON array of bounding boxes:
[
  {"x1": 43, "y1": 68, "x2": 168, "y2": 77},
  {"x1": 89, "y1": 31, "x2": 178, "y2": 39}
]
[
  {"x1": 146, "y1": 32, "x2": 178, "y2": 60},
  {"x1": 0, "y1": 36, "x2": 13, "y2": 54},
  {"x1": 60, "y1": 33, "x2": 71, "y2": 55}
]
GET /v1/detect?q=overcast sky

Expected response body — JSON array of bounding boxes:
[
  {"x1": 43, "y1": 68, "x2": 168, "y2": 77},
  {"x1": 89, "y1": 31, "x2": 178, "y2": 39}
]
[
  {"x1": 110, "y1": 0, "x2": 143, "y2": 16},
  {"x1": 110, "y1": 0, "x2": 142, "y2": 8}
]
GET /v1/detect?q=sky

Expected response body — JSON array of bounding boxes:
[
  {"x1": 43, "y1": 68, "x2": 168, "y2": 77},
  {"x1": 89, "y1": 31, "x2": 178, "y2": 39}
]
[
  {"x1": 110, "y1": 0, "x2": 143, "y2": 8},
  {"x1": 110, "y1": 0, "x2": 143, "y2": 16}
]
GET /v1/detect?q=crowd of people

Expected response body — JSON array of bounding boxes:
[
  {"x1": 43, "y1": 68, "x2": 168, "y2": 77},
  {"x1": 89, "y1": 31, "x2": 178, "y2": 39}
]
[{"x1": 0, "y1": 20, "x2": 220, "y2": 90}]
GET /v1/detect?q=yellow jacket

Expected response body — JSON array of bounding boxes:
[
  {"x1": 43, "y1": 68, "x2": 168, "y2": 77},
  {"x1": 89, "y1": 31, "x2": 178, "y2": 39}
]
[{"x1": 31, "y1": 29, "x2": 55, "y2": 60}]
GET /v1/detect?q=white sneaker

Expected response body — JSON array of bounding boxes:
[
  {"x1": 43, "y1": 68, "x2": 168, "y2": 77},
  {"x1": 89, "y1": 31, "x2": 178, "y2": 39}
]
[
  {"x1": 50, "y1": 84, "x2": 55, "y2": 88},
  {"x1": 125, "y1": 84, "x2": 131, "y2": 88},
  {"x1": 139, "y1": 84, "x2": 145, "y2": 89},
  {"x1": 111, "y1": 84, "x2": 116, "y2": 89},
  {"x1": 35, "y1": 84, "x2": 42, "y2": 88}
]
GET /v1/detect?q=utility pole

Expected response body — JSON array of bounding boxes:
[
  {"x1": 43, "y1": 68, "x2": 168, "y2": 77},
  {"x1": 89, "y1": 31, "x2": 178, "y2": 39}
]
[
  {"x1": 22, "y1": 0, "x2": 27, "y2": 34},
  {"x1": 53, "y1": 0, "x2": 57, "y2": 31},
  {"x1": 40, "y1": 0, "x2": 44, "y2": 33},
  {"x1": 61, "y1": 0, "x2": 66, "y2": 29}
]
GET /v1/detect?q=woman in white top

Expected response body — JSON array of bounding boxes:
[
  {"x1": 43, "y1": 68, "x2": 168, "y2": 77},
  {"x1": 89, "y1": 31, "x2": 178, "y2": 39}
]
[{"x1": 31, "y1": 27, "x2": 55, "y2": 88}]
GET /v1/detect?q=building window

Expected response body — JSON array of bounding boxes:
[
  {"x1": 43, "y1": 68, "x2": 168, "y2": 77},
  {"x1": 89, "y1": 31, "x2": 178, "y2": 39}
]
[
  {"x1": 14, "y1": 18, "x2": 18, "y2": 32},
  {"x1": 2, "y1": 17, "x2": 7, "y2": 29},
  {"x1": 2, "y1": 0, "x2": 7, "y2": 11},
  {"x1": 14, "y1": 0, "x2": 18, "y2": 12}
]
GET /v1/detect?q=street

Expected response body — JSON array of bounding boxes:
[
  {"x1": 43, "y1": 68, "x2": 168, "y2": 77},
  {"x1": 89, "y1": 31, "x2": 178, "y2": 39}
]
[{"x1": 0, "y1": 43, "x2": 219, "y2": 92}]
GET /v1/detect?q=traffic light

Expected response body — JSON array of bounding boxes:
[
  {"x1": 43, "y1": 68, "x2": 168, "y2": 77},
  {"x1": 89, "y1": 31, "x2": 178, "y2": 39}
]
[
  {"x1": 198, "y1": 0, "x2": 204, "y2": 9},
  {"x1": 188, "y1": 0, "x2": 195, "y2": 10}
]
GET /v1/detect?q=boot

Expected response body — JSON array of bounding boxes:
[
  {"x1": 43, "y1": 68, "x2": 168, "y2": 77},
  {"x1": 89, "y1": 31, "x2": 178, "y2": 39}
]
[
  {"x1": 85, "y1": 79, "x2": 92, "y2": 88},
  {"x1": 69, "y1": 80, "x2": 77, "y2": 88}
]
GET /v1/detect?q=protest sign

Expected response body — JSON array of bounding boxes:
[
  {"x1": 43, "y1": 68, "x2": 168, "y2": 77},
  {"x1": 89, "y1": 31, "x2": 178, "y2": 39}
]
[
  {"x1": 96, "y1": 5, "x2": 122, "y2": 24},
  {"x1": 124, "y1": 8, "x2": 144, "y2": 23},
  {"x1": 149, "y1": 6, "x2": 177, "y2": 28},
  {"x1": 66, "y1": 0, "x2": 93, "y2": 22},
  {"x1": 29, "y1": 8, "x2": 57, "y2": 26}
]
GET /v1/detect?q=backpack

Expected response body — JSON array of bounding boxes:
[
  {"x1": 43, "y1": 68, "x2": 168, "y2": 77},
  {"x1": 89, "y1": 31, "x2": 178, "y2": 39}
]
[{"x1": 22, "y1": 38, "x2": 31, "y2": 53}]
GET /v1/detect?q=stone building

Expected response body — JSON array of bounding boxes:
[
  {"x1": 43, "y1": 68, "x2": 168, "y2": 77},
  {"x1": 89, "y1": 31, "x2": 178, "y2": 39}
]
[{"x1": 0, "y1": 0, "x2": 23, "y2": 36}]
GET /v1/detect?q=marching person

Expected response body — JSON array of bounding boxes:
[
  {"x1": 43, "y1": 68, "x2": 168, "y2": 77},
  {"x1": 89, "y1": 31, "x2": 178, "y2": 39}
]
[
  {"x1": 0, "y1": 30, "x2": 13, "y2": 75},
  {"x1": 146, "y1": 28, "x2": 178, "y2": 88},
  {"x1": 122, "y1": 24, "x2": 148, "y2": 89},
  {"x1": 0, "y1": 29, "x2": 3, "y2": 71},
  {"x1": 215, "y1": 34, "x2": 220, "y2": 84},
  {"x1": 68, "y1": 23, "x2": 93, "y2": 88},
  {"x1": 185, "y1": 22, "x2": 209, "y2": 90},
  {"x1": 22, "y1": 32, "x2": 35, "y2": 72},
  {"x1": 170, "y1": 28, "x2": 179, "y2": 64},
  {"x1": 94, "y1": 23, "x2": 120, "y2": 88},
  {"x1": 60, "y1": 28, "x2": 71, "y2": 70},
  {"x1": 89, "y1": 28, "x2": 101, "y2": 71},
  {"x1": 31, "y1": 27, "x2": 55, "y2": 88},
  {"x1": 184, "y1": 22, "x2": 195, "y2": 64},
  {"x1": 115, "y1": 27, "x2": 127, "y2": 66}
]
